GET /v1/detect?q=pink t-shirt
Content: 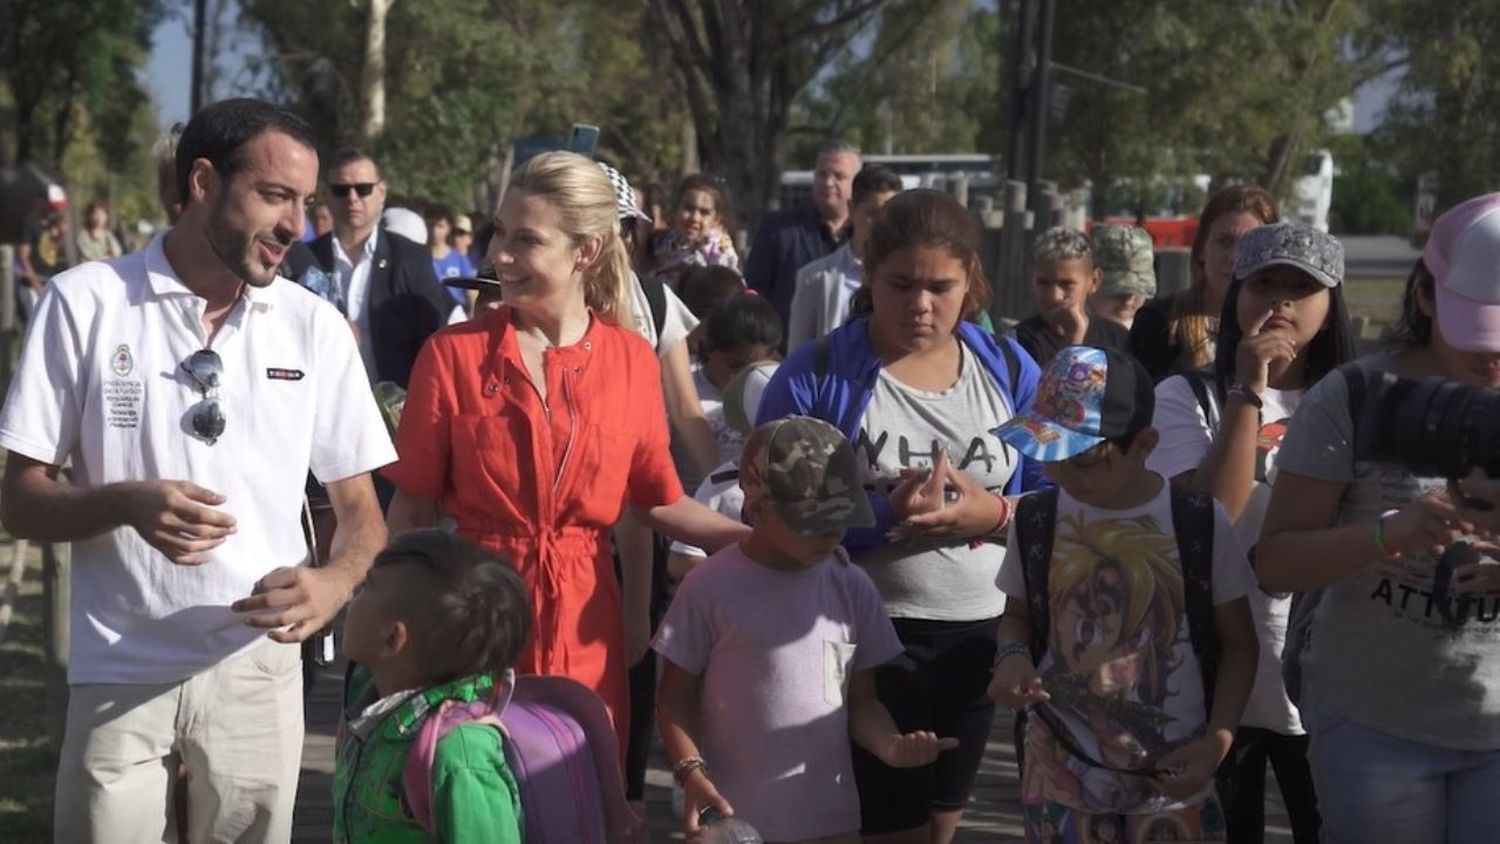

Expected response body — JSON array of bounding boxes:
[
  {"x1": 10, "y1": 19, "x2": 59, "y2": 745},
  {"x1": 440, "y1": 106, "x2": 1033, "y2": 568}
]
[{"x1": 653, "y1": 544, "x2": 904, "y2": 841}]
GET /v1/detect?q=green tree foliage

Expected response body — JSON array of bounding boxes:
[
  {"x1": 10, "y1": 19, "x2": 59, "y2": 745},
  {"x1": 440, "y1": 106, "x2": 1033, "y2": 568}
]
[
  {"x1": 0, "y1": 0, "x2": 162, "y2": 168},
  {"x1": 646, "y1": 0, "x2": 893, "y2": 227},
  {"x1": 793, "y1": 0, "x2": 1001, "y2": 163},
  {"x1": 240, "y1": 0, "x2": 689, "y2": 213},
  {"x1": 1373, "y1": 0, "x2": 1500, "y2": 214},
  {"x1": 1328, "y1": 133, "x2": 1410, "y2": 235}
]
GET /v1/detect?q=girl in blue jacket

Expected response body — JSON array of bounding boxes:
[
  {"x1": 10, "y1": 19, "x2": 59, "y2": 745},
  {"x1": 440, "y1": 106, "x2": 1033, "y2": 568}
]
[{"x1": 757, "y1": 189, "x2": 1043, "y2": 843}]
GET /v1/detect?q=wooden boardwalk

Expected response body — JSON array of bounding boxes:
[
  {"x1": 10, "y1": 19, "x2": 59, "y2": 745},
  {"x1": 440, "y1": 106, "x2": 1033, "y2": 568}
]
[{"x1": 292, "y1": 659, "x2": 1295, "y2": 843}]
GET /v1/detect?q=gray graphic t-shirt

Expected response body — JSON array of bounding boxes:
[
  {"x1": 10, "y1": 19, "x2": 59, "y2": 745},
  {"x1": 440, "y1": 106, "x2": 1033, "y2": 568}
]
[
  {"x1": 1277, "y1": 353, "x2": 1500, "y2": 750},
  {"x1": 854, "y1": 345, "x2": 1017, "y2": 620}
]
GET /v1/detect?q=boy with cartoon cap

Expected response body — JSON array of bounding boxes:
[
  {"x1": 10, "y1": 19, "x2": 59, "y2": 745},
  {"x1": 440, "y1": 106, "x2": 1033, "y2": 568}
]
[
  {"x1": 654, "y1": 415, "x2": 959, "y2": 843},
  {"x1": 1091, "y1": 224, "x2": 1157, "y2": 330},
  {"x1": 986, "y1": 345, "x2": 1259, "y2": 843}
]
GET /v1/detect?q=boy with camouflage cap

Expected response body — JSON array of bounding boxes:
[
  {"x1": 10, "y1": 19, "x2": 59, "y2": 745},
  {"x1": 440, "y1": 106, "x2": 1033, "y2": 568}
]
[
  {"x1": 654, "y1": 415, "x2": 959, "y2": 842},
  {"x1": 1091, "y1": 224, "x2": 1157, "y2": 330}
]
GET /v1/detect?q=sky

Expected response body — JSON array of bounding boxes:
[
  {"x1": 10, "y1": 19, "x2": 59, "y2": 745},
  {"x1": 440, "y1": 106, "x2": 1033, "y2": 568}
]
[{"x1": 144, "y1": 12, "x2": 1403, "y2": 137}]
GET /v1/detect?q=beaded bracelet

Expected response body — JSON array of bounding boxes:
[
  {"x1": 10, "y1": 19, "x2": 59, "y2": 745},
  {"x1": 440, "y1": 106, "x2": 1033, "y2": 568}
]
[{"x1": 672, "y1": 756, "x2": 709, "y2": 784}]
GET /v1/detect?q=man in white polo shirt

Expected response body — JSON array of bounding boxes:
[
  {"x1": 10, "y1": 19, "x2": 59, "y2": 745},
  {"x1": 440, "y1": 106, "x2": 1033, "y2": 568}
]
[{"x1": 0, "y1": 98, "x2": 393, "y2": 843}]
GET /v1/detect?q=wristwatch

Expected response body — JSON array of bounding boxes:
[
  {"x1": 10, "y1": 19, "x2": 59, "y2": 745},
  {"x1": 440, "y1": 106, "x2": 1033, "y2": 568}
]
[
  {"x1": 993, "y1": 641, "x2": 1031, "y2": 670},
  {"x1": 1227, "y1": 382, "x2": 1264, "y2": 409}
]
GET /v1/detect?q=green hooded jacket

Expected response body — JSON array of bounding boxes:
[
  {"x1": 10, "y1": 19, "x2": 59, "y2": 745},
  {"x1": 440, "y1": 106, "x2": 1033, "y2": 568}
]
[{"x1": 333, "y1": 668, "x2": 523, "y2": 843}]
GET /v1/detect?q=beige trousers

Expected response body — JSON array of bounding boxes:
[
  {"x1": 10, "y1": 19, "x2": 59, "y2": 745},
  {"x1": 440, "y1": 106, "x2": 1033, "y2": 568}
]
[{"x1": 53, "y1": 640, "x2": 304, "y2": 844}]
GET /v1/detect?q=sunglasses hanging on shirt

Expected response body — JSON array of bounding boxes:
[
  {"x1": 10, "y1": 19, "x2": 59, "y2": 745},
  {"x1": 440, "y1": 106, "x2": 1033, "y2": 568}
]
[{"x1": 182, "y1": 348, "x2": 226, "y2": 445}]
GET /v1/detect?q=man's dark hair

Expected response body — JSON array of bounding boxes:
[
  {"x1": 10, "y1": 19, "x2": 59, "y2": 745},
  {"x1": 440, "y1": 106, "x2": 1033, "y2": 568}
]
[
  {"x1": 852, "y1": 165, "x2": 903, "y2": 208},
  {"x1": 326, "y1": 148, "x2": 378, "y2": 180},
  {"x1": 174, "y1": 98, "x2": 316, "y2": 207},
  {"x1": 373, "y1": 530, "x2": 531, "y2": 686}
]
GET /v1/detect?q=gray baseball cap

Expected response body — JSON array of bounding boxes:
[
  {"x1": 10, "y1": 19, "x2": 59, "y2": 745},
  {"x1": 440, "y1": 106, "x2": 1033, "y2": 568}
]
[
  {"x1": 1232, "y1": 222, "x2": 1344, "y2": 288},
  {"x1": 740, "y1": 416, "x2": 874, "y2": 533}
]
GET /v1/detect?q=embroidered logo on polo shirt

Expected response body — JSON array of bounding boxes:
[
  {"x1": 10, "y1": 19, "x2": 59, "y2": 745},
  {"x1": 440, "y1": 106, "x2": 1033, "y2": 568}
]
[
  {"x1": 266, "y1": 367, "x2": 306, "y2": 381},
  {"x1": 111, "y1": 344, "x2": 133, "y2": 376},
  {"x1": 105, "y1": 344, "x2": 141, "y2": 429}
]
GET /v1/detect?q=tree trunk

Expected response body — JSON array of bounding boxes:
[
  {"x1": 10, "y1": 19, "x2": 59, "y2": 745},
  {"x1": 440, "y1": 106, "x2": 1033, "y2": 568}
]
[{"x1": 359, "y1": 0, "x2": 394, "y2": 144}]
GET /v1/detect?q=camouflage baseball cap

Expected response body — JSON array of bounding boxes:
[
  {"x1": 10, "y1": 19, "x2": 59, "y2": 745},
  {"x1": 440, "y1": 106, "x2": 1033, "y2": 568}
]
[
  {"x1": 740, "y1": 415, "x2": 874, "y2": 534},
  {"x1": 1092, "y1": 225, "x2": 1157, "y2": 298}
]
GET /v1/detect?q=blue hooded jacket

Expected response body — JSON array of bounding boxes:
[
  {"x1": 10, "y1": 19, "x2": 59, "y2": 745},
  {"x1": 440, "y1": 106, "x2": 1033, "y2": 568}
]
[{"x1": 756, "y1": 316, "x2": 1045, "y2": 552}]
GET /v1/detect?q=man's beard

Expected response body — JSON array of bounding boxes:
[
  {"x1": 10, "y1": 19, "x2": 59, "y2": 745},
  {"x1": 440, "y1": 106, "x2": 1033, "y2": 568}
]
[{"x1": 204, "y1": 195, "x2": 285, "y2": 287}]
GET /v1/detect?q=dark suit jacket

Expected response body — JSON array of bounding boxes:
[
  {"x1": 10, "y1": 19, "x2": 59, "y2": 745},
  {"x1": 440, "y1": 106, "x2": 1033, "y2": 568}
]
[
  {"x1": 743, "y1": 204, "x2": 850, "y2": 336},
  {"x1": 282, "y1": 229, "x2": 452, "y2": 388}
]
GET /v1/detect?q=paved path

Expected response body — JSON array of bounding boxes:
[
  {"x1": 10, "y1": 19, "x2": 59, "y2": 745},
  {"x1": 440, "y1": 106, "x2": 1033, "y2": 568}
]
[{"x1": 292, "y1": 659, "x2": 1295, "y2": 842}]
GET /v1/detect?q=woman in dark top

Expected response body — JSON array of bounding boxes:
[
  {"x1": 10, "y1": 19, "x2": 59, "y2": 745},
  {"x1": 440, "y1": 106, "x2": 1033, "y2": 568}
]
[{"x1": 1130, "y1": 185, "x2": 1277, "y2": 380}]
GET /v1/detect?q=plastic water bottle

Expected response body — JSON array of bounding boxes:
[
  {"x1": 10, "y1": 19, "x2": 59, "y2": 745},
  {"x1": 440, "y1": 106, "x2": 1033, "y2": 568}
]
[{"x1": 698, "y1": 808, "x2": 762, "y2": 844}]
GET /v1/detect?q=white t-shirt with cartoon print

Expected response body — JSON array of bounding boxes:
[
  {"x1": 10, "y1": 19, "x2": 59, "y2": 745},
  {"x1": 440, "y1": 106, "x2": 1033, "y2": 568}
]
[{"x1": 997, "y1": 480, "x2": 1254, "y2": 815}]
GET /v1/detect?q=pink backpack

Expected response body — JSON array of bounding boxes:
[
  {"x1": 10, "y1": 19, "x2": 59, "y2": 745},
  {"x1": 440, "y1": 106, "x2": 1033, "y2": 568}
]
[{"x1": 401, "y1": 670, "x2": 642, "y2": 843}]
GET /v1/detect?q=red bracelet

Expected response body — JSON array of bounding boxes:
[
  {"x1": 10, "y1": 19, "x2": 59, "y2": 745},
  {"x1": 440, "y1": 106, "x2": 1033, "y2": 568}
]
[{"x1": 970, "y1": 495, "x2": 1012, "y2": 549}]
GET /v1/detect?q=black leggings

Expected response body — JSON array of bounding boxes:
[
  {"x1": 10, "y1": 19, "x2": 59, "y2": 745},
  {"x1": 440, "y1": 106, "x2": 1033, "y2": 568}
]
[
  {"x1": 1217, "y1": 726, "x2": 1321, "y2": 844},
  {"x1": 621, "y1": 536, "x2": 671, "y2": 802},
  {"x1": 852, "y1": 616, "x2": 1000, "y2": 834}
]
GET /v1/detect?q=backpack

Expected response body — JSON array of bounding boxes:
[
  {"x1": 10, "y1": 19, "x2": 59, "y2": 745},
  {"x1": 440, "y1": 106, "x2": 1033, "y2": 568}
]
[
  {"x1": 401, "y1": 670, "x2": 640, "y2": 843},
  {"x1": 1012, "y1": 485, "x2": 1221, "y2": 713},
  {"x1": 638, "y1": 270, "x2": 669, "y2": 342},
  {"x1": 1280, "y1": 361, "x2": 1375, "y2": 705}
]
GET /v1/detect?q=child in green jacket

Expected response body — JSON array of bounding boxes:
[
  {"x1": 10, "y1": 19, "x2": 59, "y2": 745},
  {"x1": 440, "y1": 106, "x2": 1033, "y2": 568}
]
[{"x1": 333, "y1": 530, "x2": 531, "y2": 843}]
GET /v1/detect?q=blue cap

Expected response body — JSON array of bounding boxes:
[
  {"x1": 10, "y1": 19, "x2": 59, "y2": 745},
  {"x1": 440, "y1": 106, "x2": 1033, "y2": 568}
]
[{"x1": 992, "y1": 346, "x2": 1154, "y2": 462}]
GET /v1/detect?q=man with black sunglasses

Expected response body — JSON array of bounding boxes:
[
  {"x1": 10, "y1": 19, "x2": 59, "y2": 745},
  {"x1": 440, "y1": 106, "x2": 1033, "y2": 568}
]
[
  {"x1": 0, "y1": 98, "x2": 395, "y2": 844},
  {"x1": 282, "y1": 148, "x2": 455, "y2": 388}
]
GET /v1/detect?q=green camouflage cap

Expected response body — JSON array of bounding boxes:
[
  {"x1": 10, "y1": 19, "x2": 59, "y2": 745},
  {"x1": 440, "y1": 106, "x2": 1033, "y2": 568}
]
[
  {"x1": 1092, "y1": 225, "x2": 1157, "y2": 298},
  {"x1": 740, "y1": 415, "x2": 875, "y2": 534}
]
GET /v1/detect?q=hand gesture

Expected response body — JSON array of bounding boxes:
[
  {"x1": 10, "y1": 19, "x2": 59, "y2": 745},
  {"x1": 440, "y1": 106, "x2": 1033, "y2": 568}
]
[
  {"x1": 231, "y1": 566, "x2": 355, "y2": 643},
  {"x1": 1051, "y1": 301, "x2": 1089, "y2": 344},
  {"x1": 894, "y1": 462, "x2": 1006, "y2": 542},
  {"x1": 877, "y1": 730, "x2": 961, "y2": 768},
  {"x1": 1383, "y1": 489, "x2": 1475, "y2": 559},
  {"x1": 1155, "y1": 729, "x2": 1233, "y2": 799},
  {"x1": 681, "y1": 769, "x2": 734, "y2": 844},
  {"x1": 122, "y1": 480, "x2": 236, "y2": 565},
  {"x1": 1234, "y1": 310, "x2": 1299, "y2": 394},
  {"x1": 888, "y1": 449, "x2": 951, "y2": 521},
  {"x1": 987, "y1": 650, "x2": 1051, "y2": 709}
]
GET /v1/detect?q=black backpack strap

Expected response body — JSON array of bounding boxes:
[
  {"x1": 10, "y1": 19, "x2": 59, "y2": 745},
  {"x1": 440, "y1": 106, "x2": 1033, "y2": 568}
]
[
  {"x1": 1012, "y1": 488, "x2": 1060, "y2": 663},
  {"x1": 813, "y1": 336, "x2": 832, "y2": 380},
  {"x1": 639, "y1": 271, "x2": 668, "y2": 340},
  {"x1": 998, "y1": 336, "x2": 1022, "y2": 392},
  {"x1": 1169, "y1": 485, "x2": 1219, "y2": 714},
  {"x1": 1179, "y1": 368, "x2": 1219, "y2": 431}
]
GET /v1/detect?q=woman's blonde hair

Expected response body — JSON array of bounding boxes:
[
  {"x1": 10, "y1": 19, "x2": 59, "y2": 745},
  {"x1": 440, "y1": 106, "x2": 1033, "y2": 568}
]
[{"x1": 508, "y1": 151, "x2": 635, "y2": 327}]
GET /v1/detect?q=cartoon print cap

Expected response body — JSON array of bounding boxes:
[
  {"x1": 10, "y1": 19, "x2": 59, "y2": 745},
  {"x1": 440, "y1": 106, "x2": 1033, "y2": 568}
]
[
  {"x1": 992, "y1": 346, "x2": 1155, "y2": 462},
  {"x1": 740, "y1": 415, "x2": 875, "y2": 533},
  {"x1": 1424, "y1": 193, "x2": 1500, "y2": 353}
]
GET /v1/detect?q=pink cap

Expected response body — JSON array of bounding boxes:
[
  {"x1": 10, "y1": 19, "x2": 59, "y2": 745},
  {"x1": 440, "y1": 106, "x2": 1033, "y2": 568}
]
[{"x1": 1425, "y1": 193, "x2": 1500, "y2": 353}]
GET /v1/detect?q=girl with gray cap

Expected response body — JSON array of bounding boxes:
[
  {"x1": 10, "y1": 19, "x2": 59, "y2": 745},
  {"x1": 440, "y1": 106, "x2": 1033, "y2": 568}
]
[{"x1": 1149, "y1": 221, "x2": 1355, "y2": 843}]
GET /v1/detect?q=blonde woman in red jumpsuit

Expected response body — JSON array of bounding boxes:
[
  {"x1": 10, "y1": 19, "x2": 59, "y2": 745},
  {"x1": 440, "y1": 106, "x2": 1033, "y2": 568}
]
[{"x1": 384, "y1": 152, "x2": 749, "y2": 740}]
